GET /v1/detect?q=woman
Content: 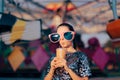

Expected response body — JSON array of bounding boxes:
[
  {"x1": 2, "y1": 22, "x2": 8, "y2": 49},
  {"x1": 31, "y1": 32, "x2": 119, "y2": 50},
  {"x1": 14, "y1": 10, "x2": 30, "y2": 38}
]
[{"x1": 44, "y1": 23, "x2": 91, "y2": 80}]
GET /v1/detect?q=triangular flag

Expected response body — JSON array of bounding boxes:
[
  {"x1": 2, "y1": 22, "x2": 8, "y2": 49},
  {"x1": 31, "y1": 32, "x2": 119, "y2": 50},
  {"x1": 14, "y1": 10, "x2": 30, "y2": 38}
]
[
  {"x1": 0, "y1": 13, "x2": 17, "y2": 33},
  {"x1": 1, "y1": 20, "x2": 26, "y2": 45},
  {"x1": 10, "y1": 19, "x2": 26, "y2": 43},
  {"x1": 7, "y1": 46, "x2": 25, "y2": 71},
  {"x1": 31, "y1": 45, "x2": 50, "y2": 71},
  {"x1": 92, "y1": 47, "x2": 109, "y2": 71},
  {"x1": 21, "y1": 20, "x2": 41, "y2": 40},
  {"x1": 1, "y1": 20, "x2": 41, "y2": 45}
]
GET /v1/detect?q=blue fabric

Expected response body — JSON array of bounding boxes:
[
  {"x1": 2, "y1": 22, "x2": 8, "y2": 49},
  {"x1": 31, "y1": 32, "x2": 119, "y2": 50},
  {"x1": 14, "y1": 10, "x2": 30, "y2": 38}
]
[{"x1": 44, "y1": 51, "x2": 92, "y2": 80}]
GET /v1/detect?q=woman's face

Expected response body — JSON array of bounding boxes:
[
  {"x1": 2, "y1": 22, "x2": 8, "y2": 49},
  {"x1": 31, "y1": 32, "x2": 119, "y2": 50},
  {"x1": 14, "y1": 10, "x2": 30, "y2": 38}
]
[{"x1": 57, "y1": 26, "x2": 73, "y2": 48}]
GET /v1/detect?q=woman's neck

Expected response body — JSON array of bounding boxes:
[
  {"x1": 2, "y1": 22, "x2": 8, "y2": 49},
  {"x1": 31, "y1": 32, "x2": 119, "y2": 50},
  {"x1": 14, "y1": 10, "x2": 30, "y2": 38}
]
[{"x1": 63, "y1": 46, "x2": 76, "y2": 53}]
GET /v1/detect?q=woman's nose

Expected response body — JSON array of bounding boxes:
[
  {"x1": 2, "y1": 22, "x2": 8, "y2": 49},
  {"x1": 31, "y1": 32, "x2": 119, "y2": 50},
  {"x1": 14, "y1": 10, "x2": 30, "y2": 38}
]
[{"x1": 60, "y1": 34, "x2": 64, "y2": 40}]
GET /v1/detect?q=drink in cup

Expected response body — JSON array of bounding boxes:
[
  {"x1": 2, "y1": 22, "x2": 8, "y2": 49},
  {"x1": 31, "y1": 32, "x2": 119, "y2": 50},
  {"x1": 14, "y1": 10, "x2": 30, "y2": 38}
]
[{"x1": 56, "y1": 48, "x2": 66, "y2": 59}]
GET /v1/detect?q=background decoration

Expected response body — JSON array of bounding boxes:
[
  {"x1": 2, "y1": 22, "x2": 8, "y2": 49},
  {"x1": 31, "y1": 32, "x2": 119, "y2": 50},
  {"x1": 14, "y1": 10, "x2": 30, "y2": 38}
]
[{"x1": 7, "y1": 46, "x2": 25, "y2": 71}]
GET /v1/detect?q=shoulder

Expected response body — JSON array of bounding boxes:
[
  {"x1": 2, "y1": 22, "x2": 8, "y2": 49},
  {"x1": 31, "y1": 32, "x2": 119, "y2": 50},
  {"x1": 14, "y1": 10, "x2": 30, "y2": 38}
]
[
  {"x1": 75, "y1": 51, "x2": 88, "y2": 58},
  {"x1": 74, "y1": 51, "x2": 89, "y2": 62}
]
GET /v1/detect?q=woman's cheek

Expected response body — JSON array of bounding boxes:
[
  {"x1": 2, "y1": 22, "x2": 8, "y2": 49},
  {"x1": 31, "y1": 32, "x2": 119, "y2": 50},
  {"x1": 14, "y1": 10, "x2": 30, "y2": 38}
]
[{"x1": 60, "y1": 42, "x2": 67, "y2": 47}]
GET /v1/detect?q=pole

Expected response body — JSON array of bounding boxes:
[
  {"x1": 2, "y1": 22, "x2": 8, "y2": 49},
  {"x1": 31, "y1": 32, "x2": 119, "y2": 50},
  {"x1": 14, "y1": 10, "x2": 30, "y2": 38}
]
[{"x1": 0, "y1": 0, "x2": 4, "y2": 13}]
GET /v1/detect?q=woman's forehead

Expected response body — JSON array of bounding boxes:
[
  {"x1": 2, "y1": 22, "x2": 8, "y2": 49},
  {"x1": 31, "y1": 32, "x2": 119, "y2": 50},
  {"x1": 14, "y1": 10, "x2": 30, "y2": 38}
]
[{"x1": 57, "y1": 26, "x2": 70, "y2": 33}]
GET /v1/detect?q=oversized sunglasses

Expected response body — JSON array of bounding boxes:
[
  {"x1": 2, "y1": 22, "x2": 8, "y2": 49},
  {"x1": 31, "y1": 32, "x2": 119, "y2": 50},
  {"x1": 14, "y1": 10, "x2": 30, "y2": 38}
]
[{"x1": 48, "y1": 31, "x2": 75, "y2": 43}]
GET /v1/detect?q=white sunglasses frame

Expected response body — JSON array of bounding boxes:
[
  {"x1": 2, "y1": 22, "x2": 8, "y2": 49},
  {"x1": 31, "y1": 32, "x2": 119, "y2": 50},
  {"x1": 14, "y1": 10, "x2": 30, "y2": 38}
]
[{"x1": 48, "y1": 31, "x2": 75, "y2": 43}]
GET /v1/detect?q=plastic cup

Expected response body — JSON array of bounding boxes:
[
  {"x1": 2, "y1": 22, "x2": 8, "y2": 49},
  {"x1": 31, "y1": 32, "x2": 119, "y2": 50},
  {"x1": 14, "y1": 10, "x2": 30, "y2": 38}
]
[{"x1": 56, "y1": 48, "x2": 66, "y2": 59}]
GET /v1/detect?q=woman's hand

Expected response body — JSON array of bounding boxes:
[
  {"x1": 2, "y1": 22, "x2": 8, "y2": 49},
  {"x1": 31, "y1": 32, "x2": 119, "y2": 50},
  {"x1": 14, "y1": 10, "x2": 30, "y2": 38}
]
[{"x1": 50, "y1": 57, "x2": 68, "y2": 70}]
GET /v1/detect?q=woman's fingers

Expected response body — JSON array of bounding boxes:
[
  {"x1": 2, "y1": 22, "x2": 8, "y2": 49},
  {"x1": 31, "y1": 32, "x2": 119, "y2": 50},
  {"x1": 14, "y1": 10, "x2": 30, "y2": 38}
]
[
  {"x1": 51, "y1": 57, "x2": 58, "y2": 69},
  {"x1": 51, "y1": 57, "x2": 67, "y2": 69},
  {"x1": 55, "y1": 58, "x2": 66, "y2": 68}
]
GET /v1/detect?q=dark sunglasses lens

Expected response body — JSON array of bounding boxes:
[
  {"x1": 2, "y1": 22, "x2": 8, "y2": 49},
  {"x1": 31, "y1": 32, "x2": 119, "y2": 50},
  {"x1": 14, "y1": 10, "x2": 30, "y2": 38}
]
[
  {"x1": 50, "y1": 34, "x2": 60, "y2": 42},
  {"x1": 64, "y1": 32, "x2": 73, "y2": 40}
]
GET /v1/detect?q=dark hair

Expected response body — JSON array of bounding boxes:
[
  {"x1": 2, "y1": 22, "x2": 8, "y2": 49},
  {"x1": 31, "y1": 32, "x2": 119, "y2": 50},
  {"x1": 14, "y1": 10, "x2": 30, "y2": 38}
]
[
  {"x1": 57, "y1": 23, "x2": 79, "y2": 49},
  {"x1": 74, "y1": 33, "x2": 85, "y2": 49},
  {"x1": 57, "y1": 23, "x2": 74, "y2": 31}
]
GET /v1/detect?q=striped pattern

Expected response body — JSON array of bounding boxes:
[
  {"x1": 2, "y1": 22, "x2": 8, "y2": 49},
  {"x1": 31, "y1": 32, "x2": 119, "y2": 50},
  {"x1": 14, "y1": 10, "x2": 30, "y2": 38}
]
[{"x1": 1, "y1": 19, "x2": 41, "y2": 45}]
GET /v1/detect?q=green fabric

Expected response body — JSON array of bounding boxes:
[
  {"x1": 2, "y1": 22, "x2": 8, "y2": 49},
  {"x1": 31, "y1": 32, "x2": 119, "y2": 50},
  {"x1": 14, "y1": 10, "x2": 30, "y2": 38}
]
[{"x1": 3, "y1": 47, "x2": 12, "y2": 57}]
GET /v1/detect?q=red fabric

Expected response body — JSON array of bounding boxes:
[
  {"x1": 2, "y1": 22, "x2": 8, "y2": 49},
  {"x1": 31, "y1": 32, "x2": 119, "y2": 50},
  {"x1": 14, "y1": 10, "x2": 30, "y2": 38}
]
[
  {"x1": 31, "y1": 44, "x2": 50, "y2": 71},
  {"x1": 92, "y1": 47, "x2": 109, "y2": 71},
  {"x1": 49, "y1": 42, "x2": 59, "y2": 53},
  {"x1": 29, "y1": 39, "x2": 41, "y2": 49},
  {"x1": 107, "y1": 52, "x2": 117, "y2": 64},
  {"x1": 81, "y1": 48, "x2": 95, "y2": 60}
]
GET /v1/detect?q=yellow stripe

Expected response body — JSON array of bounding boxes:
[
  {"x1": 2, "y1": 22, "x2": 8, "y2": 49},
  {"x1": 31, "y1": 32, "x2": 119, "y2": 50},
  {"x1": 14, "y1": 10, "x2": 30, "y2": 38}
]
[{"x1": 10, "y1": 20, "x2": 26, "y2": 43}]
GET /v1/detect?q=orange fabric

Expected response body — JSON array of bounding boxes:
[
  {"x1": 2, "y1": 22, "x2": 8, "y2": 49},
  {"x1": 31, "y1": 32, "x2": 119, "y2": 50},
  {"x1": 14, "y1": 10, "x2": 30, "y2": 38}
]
[
  {"x1": 46, "y1": 2, "x2": 75, "y2": 11},
  {"x1": 7, "y1": 46, "x2": 25, "y2": 71}
]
